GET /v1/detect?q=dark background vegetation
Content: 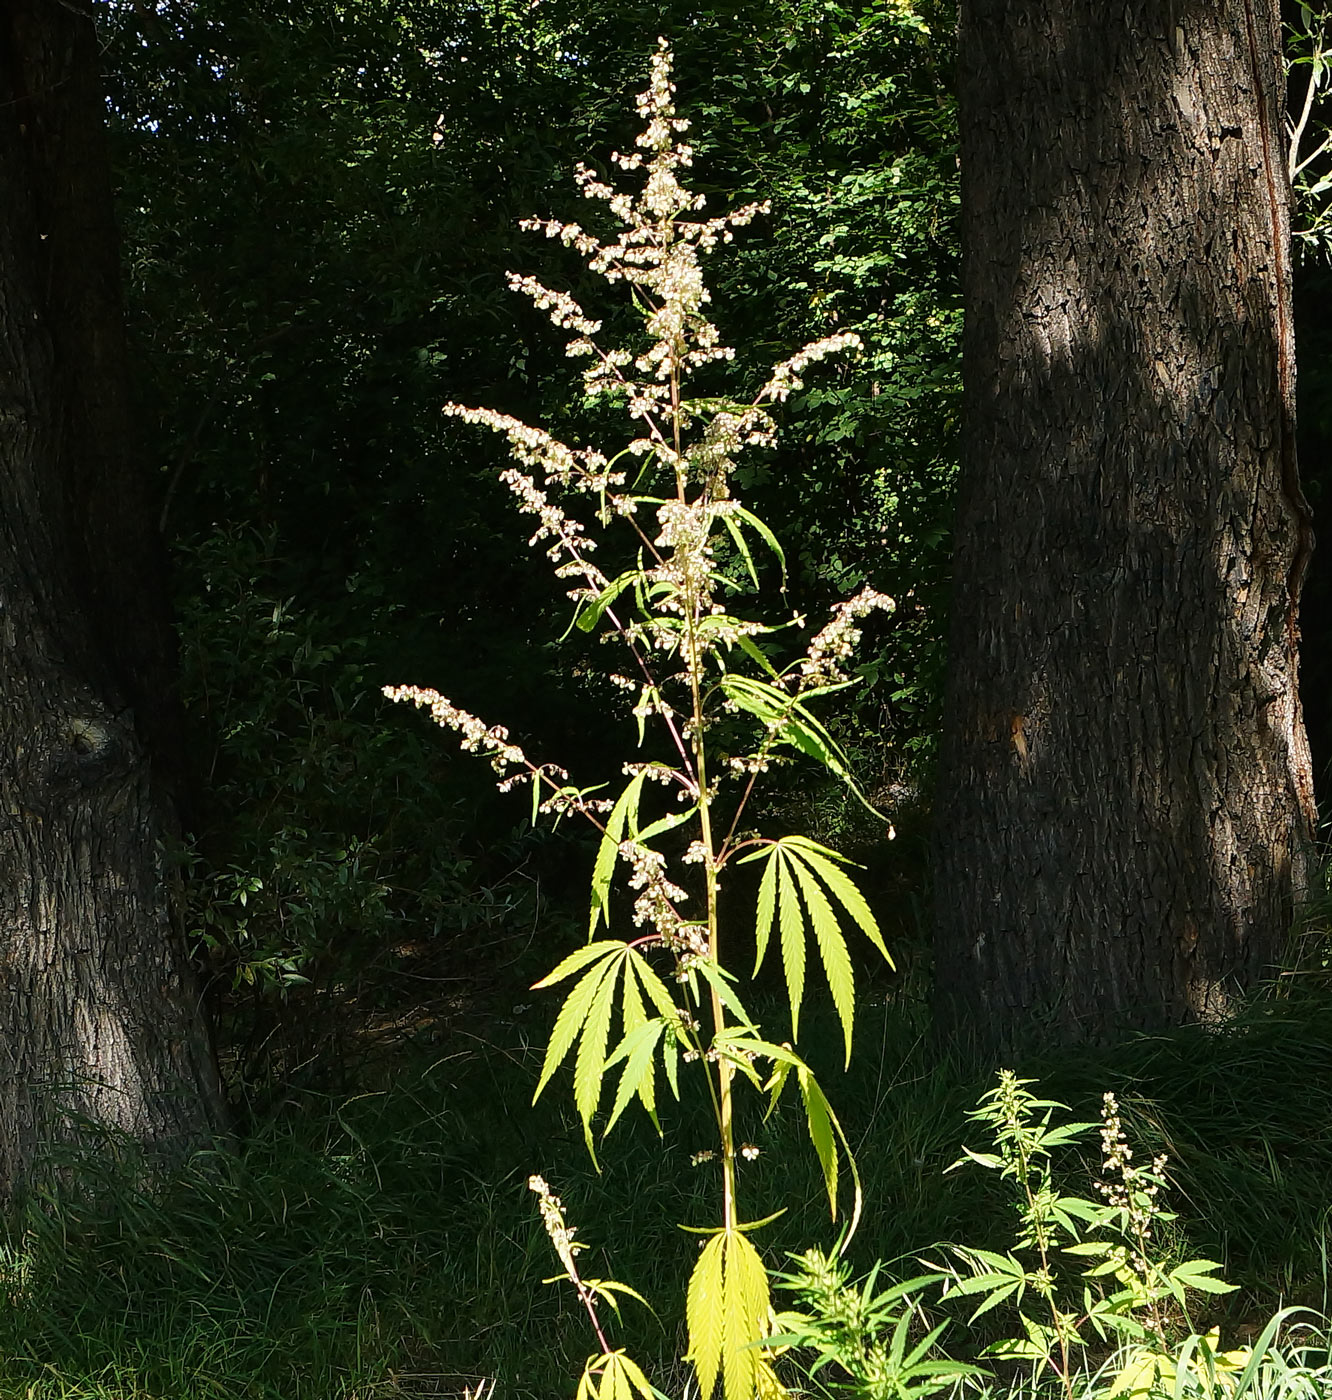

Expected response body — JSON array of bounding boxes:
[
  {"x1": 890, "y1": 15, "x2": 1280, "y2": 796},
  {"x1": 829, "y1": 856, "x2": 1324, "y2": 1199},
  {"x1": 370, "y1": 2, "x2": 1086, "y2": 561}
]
[
  {"x1": 3, "y1": 3, "x2": 1331, "y2": 1396},
  {"x1": 106, "y1": 0, "x2": 962, "y2": 1054}
]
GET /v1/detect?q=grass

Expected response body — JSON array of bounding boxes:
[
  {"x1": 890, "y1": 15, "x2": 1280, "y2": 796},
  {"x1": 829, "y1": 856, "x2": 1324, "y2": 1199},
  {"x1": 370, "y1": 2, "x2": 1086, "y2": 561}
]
[{"x1": 2, "y1": 977, "x2": 1332, "y2": 1399}]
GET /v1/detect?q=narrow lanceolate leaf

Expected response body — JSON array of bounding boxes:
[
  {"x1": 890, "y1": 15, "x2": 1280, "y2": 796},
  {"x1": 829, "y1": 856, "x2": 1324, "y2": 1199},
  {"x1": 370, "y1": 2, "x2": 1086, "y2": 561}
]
[
  {"x1": 574, "y1": 963, "x2": 620, "y2": 1159},
  {"x1": 661, "y1": 1020, "x2": 681, "y2": 1101},
  {"x1": 635, "y1": 805, "x2": 696, "y2": 844},
  {"x1": 752, "y1": 845, "x2": 779, "y2": 976},
  {"x1": 734, "y1": 631, "x2": 781, "y2": 679},
  {"x1": 574, "y1": 570, "x2": 640, "y2": 635},
  {"x1": 722, "y1": 512, "x2": 760, "y2": 588},
  {"x1": 788, "y1": 853, "x2": 855, "y2": 1065},
  {"x1": 620, "y1": 959, "x2": 648, "y2": 1038},
  {"x1": 532, "y1": 948, "x2": 622, "y2": 1101},
  {"x1": 723, "y1": 1229, "x2": 771, "y2": 1400},
  {"x1": 784, "y1": 837, "x2": 894, "y2": 966},
  {"x1": 589, "y1": 772, "x2": 646, "y2": 937},
  {"x1": 716, "y1": 1035, "x2": 807, "y2": 1072},
  {"x1": 798, "y1": 1067, "x2": 863, "y2": 1238},
  {"x1": 576, "y1": 1356, "x2": 599, "y2": 1400},
  {"x1": 694, "y1": 959, "x2": 757, "y2": 1032},
  {"x1": 687, "y1": 1233, "x2": 727, "y2": 1400},
  {"x1": 611, "y1": 1352, "x2": 659, "y2": 1400},
  {"x1": 777, "y1": 855, "x2": 806, "y2": 1040},
  {"x1": 799, "y1": 1067, "x2": 837, "y2": 1218},
  {"x1": 732, "y1": 505, "x2": 787, "y2": 582},
  {"x1": 603, "y1": 1018, "x2": 664, "y2": 1135},
  {"x1": 604, "y1": 1352, "x2": 633, "y2": 1400},
  {"x1": 720, "y1": 675, "x2": 864, "y2": 796},
  {"x1": 628, "y1": 948, "x2": 680, "y2": 1023},
  {"x1": 533, "y1": 939, "x2": 627, "y2": 991}
]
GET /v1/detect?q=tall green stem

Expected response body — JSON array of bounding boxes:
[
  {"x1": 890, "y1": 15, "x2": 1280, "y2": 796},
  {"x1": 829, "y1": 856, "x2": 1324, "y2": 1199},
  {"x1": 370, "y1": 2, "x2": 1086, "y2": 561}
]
[{"x1": 672, "y1": 346, "x2": 736, "y2": 1232}]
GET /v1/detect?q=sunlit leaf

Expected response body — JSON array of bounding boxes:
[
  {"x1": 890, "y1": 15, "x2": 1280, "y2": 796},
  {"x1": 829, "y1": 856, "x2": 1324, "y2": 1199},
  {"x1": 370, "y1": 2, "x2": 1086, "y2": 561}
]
[
  {"x1": 574, "y1": 962, "x2": 620, "y2": 1158},
  {"x1": 694, "y1": 959, "x2": 758, "y2": 1033},
  {"x1": 732, "y1": 505, "x2": 786, "y2": 582},
  {"x1": 752, "y1": 844, "x2": 778, "y2": 976},
  {"x1": 603, "y1": 1018, "x2": 664, "y2": 1135},
  {"x1": 687, "y1": 1232, "x2": 726, "y2": 1400},
  {"x1": 628, "y1": 948, "x2": 682, "y2": 1022},
  {"x1": 589, "y1": 772, "x2": 646, "y2": 937},
  {"x1": 533, "y1": 949, "x2": 621, "y2": 1102},
  {"x1": 783, "y1": 836, "x2": 893, "y2": 966},
  {"x1": 787, "y1": 852, "x2": 855, "y2": 1064},
  {"x1": 799, "y1": 1067, "x2": 837, "y2": 1217},
  {"x1": 777, "y1": 855, "x2": 806, "y2": 1039},
  {"x1": 723, "y1": 1228, "x2": 771, "y2": 1400},
  {"x1": 573, "y1": 570, "x2": 640, "y2": 635},
  {"x1": 688, "y1": 1228, "x2": 774, "y2": 1400},
  {"x1": 532, "y1": 939, "x2": 626, "y2": 991},
  {"x1": 721, "y1": 513, "x2": 760, "y2": 589}
]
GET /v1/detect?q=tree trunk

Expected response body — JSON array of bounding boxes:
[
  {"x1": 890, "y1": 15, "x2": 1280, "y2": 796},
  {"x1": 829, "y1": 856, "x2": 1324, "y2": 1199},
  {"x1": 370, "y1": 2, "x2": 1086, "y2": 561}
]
[
  {"x1": 0, "y1": 0, "x2": 225, "y2": 1191},
  {"x1": 933, "y1": 0, "x2": 1317, "y2": 1051}
]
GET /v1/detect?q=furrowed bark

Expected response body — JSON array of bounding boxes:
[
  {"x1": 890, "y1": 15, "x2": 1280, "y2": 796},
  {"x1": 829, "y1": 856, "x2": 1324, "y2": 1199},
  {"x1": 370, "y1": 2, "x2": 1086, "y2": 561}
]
[
  {"x1": 934, "y1": 0, "x2": 1316, "y2": 1051},
  {"x1": 0, "y1": 0, "x2": 225, "y2": 1191}
]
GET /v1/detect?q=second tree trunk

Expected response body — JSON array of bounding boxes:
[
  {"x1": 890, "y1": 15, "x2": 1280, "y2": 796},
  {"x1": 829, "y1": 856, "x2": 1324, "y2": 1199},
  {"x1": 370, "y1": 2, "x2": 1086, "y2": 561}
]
[{"x1": 934, "y1": 0, "x2": 1316, "y2": 1050}]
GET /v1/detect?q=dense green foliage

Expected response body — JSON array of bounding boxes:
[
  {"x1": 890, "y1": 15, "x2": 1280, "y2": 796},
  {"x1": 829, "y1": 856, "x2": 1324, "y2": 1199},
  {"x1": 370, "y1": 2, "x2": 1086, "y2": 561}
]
[{"x1": 102, "y1": 0, "x2": 959, "y2": 1006}]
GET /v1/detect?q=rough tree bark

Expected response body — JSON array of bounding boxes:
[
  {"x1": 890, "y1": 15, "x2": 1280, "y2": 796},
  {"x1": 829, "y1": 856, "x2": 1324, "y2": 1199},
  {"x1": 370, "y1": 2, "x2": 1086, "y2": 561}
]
[
  {"x1": 0, "y1": 0, "x2": 225, "y2": 1190},
  {"x1": 933, "y1": 0, "x2": 1317, "y2": 1050}
]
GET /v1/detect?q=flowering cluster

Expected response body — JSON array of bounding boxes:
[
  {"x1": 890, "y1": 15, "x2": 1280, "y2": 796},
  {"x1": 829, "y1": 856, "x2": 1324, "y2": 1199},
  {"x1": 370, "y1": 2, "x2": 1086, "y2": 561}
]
[
  {"x1": 383, "y1": 685, "x2": 529, "y2": 776},
  {"x1": 801, "y1": 587, "x2": 897, "y2": 688},
  {"x1": 518, "y1": 36, "x2": 768, "y2": 422},
  {"x1": 620, "y1": 839, "x2": 700, "y2": 957},
  {"x1": 1096, "y1": 1091, "x2": 1169, "y2": 1248},
  {"x1": 439, "y1": 405, "x2": 621, "y2": 574},
  {"x1": 760, "y1": 332, "x2": 865, "y2": 404},
  {"x1": 528, "y1": 1174, "x2": 584, "y2": 1282}
]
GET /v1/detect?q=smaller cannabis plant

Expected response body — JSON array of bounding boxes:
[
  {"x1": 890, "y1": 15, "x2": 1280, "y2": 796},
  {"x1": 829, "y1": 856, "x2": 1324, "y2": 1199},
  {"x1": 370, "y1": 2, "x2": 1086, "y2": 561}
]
[
  {"x1": 388, "y1": 39, "x2": 894, "y2": 1400},
  {"x1": 772, "y1": 1074, "x2": 1317, "y2": 1400},
  {"x1": 944, "y1": 1073, "x2": 1234, "y2": 1400}
]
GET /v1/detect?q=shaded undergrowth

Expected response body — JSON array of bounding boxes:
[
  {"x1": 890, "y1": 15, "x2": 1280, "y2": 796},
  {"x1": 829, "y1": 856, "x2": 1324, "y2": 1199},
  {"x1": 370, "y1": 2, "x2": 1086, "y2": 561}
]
[{"x1": 2, "y1": 983, "x2": 1332, "y2": 1399}]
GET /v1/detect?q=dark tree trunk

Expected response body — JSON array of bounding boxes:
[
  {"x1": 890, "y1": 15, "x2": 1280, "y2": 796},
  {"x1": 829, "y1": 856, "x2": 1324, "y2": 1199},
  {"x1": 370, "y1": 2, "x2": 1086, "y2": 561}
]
[
  {"x1": 933, "y1": 0, "x2": 1317, "y2": 1051},
  {"x1": 0, "y1": 0, "x2": 225, "y2": 1190}
]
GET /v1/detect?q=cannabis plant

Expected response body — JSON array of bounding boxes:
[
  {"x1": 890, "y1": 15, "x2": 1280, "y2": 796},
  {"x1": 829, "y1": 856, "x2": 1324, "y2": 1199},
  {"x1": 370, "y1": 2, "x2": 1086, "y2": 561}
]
[
  {"x1": 944, "y1": 1074, "x2": 1234, "y2": 1400},
  {"x1": 388, "y1": 39, "x2": 895, "y2": 1400}
]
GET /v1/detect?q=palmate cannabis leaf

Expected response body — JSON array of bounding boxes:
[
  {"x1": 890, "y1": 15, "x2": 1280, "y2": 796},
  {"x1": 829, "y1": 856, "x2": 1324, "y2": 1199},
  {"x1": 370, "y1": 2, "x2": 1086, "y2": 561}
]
[
  {"x1": 532, "y1": 939, "x2": 680, "y2": 1158},
  {"x1": 740, "y1": 836, "x2": 893, "y2": 1063},
  {"x1": 687, "y1": 1226, "x2": 786, "y2": 1400},
  {"x1": 719, "y1": 676, "x2": 872, "y2": 807},
  {"x1": 714, "y1": 1031, "x2": 864, "y2": 1231},
  {"x1": 574, "y1": 1349, "x2": 661, "y2": 1400}
]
